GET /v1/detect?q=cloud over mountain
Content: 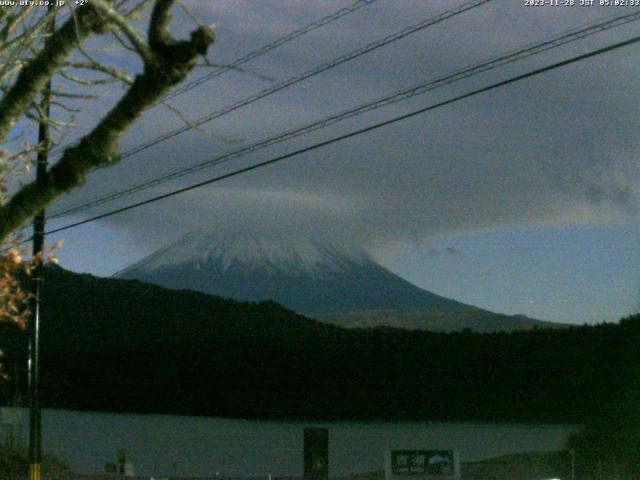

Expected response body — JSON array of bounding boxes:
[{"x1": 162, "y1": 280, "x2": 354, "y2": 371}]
[
  {"x1": 47, "y1": 1, "x2": 639, "y2": 252},
  {"x1": 116, "y1": 228, "x2": 562, "y2": 332}
]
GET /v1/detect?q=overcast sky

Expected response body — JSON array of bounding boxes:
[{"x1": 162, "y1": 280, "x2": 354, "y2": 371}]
[{"x1": 35, "y1": 0, "x2": 640, "y2": 325}]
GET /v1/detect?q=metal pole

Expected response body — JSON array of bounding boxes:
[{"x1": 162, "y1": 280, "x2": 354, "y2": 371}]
[
  {"x1": 29, "y1": 7, "x2": 55, "y2": 480},
  {"x1": 570, "y1": 448, "x2": 575, "y2": 480}
]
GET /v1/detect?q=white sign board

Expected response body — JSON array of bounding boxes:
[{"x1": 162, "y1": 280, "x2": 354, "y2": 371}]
[{"x1": 385, "y1": 450, "x2": 460, "y2": 480}]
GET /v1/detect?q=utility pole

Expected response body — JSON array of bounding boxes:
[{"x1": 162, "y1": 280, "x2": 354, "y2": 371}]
[
  {"x1": 29, "y1": 7, "x2": 55, "y2": 480},
  {"x1": 570, "y1": 448, "x2": 575, "y2": 480}
]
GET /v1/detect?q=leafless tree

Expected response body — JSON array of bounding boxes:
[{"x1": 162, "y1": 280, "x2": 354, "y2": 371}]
[{"x1": 0, "y1": 0, "x2": 215, "y2": 324}]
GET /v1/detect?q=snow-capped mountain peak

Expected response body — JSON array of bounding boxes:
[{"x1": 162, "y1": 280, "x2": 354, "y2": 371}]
[
  {"x1": 118, "y1": 229, "x2": 373, "y2": 279},
  {"x1": 116, "y1": 228, "x2": 558, "y2": 332}
]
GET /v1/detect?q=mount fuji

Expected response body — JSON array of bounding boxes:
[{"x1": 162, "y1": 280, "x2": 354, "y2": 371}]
[{"x1": 116, "y1": 230, "x2": 561, "y2": 332}]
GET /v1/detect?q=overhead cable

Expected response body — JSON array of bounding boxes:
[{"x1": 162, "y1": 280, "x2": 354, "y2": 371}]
[
  {"x1": 161, "y1": 0, "x2": 381, "y2": 103},
  {"x1": 115, "y1": 0, "x2": 493, "y2": 159},
  {"x1": 48, "y1": 0, "x2": 381, "y2": 158},
  {"x1": 44, "y1": 34, "x2": 640, "y2": 236},
  {"x1": 49, "y1": 10, "x2": 640, "y2": 220}
]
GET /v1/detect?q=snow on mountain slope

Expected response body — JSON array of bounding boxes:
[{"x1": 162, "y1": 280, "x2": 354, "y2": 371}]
[
  {"x1": 116, "y1": 229, "x2": 560, "y2": 332},
  {"x1": 118, "y1": 230, "x2": 373, "y2": 279}
]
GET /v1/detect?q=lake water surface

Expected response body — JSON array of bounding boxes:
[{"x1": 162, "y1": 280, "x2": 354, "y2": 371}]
[{"x1": 2, "y1": 408, "x2": 579, "y2": 477}]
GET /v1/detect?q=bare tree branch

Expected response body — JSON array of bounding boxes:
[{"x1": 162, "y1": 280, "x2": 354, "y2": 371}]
[
  {"x1": 111, "y1": 29, "x2": 141, "y2": 54},
  {"x1": 0, "y1": 5, "x2": 103, "y2": 143},
  {"x1": 63, "y1": 61, "x2": 135, "y2": 85},
  {"x1": 160, "y1": 99, "x2": 239, "y2": 145},
  {"x1": 50, "y1": 100, "x2": 82, "y2": 113},
  {"x1": 124, "y1": 0, "x2": 154, "y2": 19},
  {"x1": 148, "y1": 0, "x2": 174, "y2": 52},
  {"x1": 50, "y1": 89, "x2": 97, "y2": 99},
  {"x1": 91, "y1": 0, "x2": 154, "y2": 63},
  {"x1": 0, "y1": 6, "x2": 35, "y2": 42},
  {"x1": 0, "y1": 1, "x2": 214, "y2": 241}
]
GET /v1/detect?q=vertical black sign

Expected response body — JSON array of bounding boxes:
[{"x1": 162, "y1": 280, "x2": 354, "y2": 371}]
[{"x1": 304, "y1": 428, "x2": 328, "y2": 480}]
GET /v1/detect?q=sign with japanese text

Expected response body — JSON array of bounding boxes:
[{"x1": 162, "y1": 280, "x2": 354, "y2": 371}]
[{"x1": 385, "y1": 450, "x2": 459, "y2": 480}]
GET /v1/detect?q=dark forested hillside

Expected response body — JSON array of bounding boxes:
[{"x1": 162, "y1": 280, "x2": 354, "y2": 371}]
[{"x1": 0, "y1": 266, "x2": 637, "y2": 423}]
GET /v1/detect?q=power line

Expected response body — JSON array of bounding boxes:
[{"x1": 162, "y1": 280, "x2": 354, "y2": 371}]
[
  {"x1": 48, "y1": 0, "x2": 380, "y2": 158},
  {"x1": 115, "y1": 0, "x2": 493, "y2": 159},
  {"x1": 48, "y1": 10, "x2": 640, "y2": 220},
  {"x1": 47, "y1": 0, "x2": 496, "y2": 218},
  {"x1": 43, "y1": 34, "x2": 640, "y2": 237},
  {"x1": 161, "y1": 0, "x2": 380, "y2": 103}
]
